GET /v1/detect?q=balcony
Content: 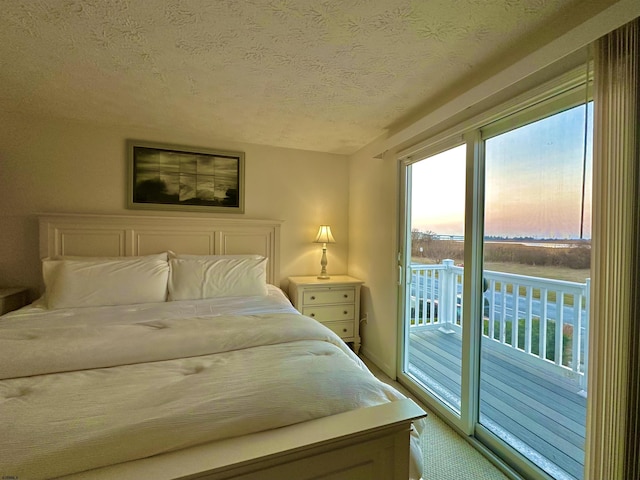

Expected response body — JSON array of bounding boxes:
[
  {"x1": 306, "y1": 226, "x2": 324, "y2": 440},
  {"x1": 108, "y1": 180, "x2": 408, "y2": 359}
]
[{"x1": 407, "y1": 260, "x2": 589, "y2": 480}]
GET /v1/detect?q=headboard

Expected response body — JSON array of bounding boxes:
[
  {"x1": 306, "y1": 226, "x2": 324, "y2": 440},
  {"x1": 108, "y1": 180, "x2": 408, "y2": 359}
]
[{"x1": 39, "y1": 214, "x2": 282, "y2": 285}]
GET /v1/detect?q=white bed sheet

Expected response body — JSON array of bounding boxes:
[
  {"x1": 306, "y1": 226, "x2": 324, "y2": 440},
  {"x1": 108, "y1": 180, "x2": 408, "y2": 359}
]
[
  {"x1": 9, "y1": 285, "x2": 299, "y2": 326},
  {"x1": 0, "y1": 287, "x2": 424, "y2": 479}
]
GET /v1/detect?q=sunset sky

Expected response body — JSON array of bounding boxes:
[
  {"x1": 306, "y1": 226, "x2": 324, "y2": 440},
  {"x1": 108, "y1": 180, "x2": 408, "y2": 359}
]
[{"x1": 411, "y1": 103, "x2": 593, "y2": 240}]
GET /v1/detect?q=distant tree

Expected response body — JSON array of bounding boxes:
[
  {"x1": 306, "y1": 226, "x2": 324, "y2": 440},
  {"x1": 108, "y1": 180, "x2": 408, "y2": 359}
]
[
  {"x1": 411, "y1": 229, "x2": 436, "y2": 243},
  {"x1": 411, "y1": 229, "x2": 439, "y2": 257},
  {"x1": 223, "y1": 188, "x2": 238, "y2": 207},
  {"x1": 428, "y1": 240, "x2": 464, "y2": 264},
  {"x1": 135, "y1": 178, "x2": 169, "y2": 203}
]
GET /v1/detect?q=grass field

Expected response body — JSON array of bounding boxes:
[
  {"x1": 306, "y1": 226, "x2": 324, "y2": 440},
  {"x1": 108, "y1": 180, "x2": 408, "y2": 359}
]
[
  {"x1": 411, "y1": 237, "x2": 591, "y2": 283},
  {"x1": 412, "y1": 257, "x2": 590, "y2": 283},
  {"x1": 483, "y1": 261, "x2": 590, "y2": 283}
]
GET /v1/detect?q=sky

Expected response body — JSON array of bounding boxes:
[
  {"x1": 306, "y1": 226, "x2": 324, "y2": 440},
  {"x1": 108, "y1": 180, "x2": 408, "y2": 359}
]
[{"x1": 411, "y1": 103, "x2": 593, "y2": 240}]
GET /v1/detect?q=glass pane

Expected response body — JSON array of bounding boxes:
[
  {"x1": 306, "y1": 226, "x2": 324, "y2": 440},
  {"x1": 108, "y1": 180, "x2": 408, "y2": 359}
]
[
  {"x1": 405, "y1": 144, "x2": 466, "y2": 415},
  {"x1": 480, "y1": 103, "x2": 592, "y2": 480}
]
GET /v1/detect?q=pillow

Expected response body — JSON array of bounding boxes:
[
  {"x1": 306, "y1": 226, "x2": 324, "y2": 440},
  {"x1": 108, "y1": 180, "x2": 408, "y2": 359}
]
[
  {"x1": 51, "y1": 252, "x2": 168, "y2": 262},
  {"x1": 43, "y1": 256, "x2": 170, "y2": 309},
  {"x1": 168, "y1": 256, "x2": 268, "y2": 301},
  {"x1": 167, "y1": 251, "x2": 262, "y2": 260}
]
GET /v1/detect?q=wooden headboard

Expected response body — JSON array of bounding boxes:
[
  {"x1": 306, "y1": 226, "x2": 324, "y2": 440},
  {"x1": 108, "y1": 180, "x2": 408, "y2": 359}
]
[{"x1": 39, "y1": 214, "x2": 282, "y2": 285}]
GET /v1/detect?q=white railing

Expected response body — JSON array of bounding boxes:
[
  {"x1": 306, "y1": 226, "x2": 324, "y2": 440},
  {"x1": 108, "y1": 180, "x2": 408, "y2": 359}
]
[{"x1": 409, "y1": 259, "x2": 590, "y2": 391}]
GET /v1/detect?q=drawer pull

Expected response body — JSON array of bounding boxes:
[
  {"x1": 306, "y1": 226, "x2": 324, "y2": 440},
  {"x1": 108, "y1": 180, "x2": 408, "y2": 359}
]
[
  {"x1": 343, "y1": 294, "x2": 348, "y2": 298},
  {"x1": 343, "y1": 328, "x2": 348, "y2": 333},
  {"x1": 310, "y1": 313, "x2": 315, "y2": 317},
  {"x1": 311, "y1": 296, "x2": 316, "y2": 300},
  {"x1": 343, "y1": 311, "x2": 348, "y2": 315}
]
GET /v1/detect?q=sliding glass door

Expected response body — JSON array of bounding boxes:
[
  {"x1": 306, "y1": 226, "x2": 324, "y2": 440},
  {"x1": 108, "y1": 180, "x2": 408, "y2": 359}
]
[
  {"x1": 478, "y1": 102, "x2": 592, "y2": 480},
  {"x1": 398, "y1": 79, "x2": 592, "y2": 480},
  {"x1": 402, "y1": 144, "x2": 467, "y2": 418}
]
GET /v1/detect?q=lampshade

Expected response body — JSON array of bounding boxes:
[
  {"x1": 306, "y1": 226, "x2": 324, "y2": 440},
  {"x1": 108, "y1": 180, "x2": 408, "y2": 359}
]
[{"x1": 313, "y1": 225, "x2": 336, "y2": 244}]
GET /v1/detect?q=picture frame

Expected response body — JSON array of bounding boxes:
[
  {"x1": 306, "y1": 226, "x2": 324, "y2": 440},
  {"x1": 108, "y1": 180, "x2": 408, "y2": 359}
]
[{"x1": 127, "y1": 140, "x2": 245, "y2": 214}]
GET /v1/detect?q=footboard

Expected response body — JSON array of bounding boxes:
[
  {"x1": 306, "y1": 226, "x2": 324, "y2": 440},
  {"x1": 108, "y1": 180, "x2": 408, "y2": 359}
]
[{"x1": 59, "y1": 398, "x2": 426, "y2": 480}]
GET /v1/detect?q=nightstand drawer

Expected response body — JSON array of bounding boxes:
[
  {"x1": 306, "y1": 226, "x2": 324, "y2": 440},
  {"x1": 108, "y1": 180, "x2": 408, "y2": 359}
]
[
  {"x1": 302, "y1": 288, "x2": 355, "y2": 305},
  {"x1": 302, "y1": 304, "x2": 355, "y2": 322},
  {"x1": 288, "y1": 275, "x2": 363, "y2": 354},
  {"x1": 322, "y1": 320, "x2": 354, "y2": 338}
]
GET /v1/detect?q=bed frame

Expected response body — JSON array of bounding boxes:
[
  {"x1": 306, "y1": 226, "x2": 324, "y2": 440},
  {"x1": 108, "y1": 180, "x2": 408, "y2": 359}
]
[
  {"x1": 39, "y1": 213, "x2": 426, "y2": 480},
  {"x1": 39, "y1": 213, "x2": 282, "y2": 285}
]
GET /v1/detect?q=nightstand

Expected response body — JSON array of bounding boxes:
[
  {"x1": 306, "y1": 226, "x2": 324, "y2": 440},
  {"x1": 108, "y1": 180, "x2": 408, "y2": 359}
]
[
  {"x1": 288, "y1": 275, "x2": 364, "y2": 354},
  {"x1": 0, "y1": 287, "x2": 29, "y2": 315}
]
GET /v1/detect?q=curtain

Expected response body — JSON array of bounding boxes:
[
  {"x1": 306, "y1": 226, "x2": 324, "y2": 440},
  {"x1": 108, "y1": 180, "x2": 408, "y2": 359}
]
[{"x1": 586, "y1": 17, "x2": 639, "y2": 480}]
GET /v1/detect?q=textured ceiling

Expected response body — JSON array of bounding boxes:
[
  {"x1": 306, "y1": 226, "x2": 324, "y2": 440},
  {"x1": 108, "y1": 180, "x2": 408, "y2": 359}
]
[{"x1": 1, "y1": 0, "x2": 585, "y2": 154}]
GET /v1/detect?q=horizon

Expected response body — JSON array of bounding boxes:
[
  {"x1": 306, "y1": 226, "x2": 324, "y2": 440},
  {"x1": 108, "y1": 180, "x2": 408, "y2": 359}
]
[
  {"x1": 413, "y1": 231, "x2": 591, "y2": 242},
  {"x1": 411, "y1": 103, "x2": 593, "y2": 240}
]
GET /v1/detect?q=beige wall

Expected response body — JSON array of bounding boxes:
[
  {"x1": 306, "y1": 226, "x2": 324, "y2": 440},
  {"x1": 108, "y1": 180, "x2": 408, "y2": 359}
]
[
  {"x1": 348, "y1": 137, "x2": 400, "y2": 378},
  {"x1": 0, "y1": 113, "x2": 350, "y2": 298}
]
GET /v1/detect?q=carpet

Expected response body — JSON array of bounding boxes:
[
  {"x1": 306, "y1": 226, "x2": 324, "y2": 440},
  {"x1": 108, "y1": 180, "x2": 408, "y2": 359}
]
[{"x1": 361, "y1": 356, "x2": 511, "y2": 480}]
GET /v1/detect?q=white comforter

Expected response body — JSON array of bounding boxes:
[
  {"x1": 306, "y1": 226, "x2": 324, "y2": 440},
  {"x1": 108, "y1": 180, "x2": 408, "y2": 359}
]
[{"x1": 0, "y1": 287, "x2": 421, "y2": 479}]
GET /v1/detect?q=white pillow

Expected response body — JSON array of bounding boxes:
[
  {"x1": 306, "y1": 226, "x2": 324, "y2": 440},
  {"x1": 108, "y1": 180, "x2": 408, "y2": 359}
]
[
  {"x1": 168, "y1": 256, "x2": 268, "y2": 301},
  {"x1": 43, "y1": 256, "x2": 170, "y2": 309},
  {"x1": 51, "y1": 252, "x2": 168, "y2": 261},
  {"x1": 167, "y1": 251, "x2": 262, "y2": 260}
]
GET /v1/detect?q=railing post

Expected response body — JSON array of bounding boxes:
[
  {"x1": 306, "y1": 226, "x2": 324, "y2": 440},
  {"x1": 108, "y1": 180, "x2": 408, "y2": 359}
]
[
  {"x1": 439, "y1": 259, "x2": 456, "y2": 333},
  {"x1": 579, "y1": 278, "x2": 590, "y2": 396},
  {"x1": 414, "y1": 267, "x2": 426, "y2": 327}
]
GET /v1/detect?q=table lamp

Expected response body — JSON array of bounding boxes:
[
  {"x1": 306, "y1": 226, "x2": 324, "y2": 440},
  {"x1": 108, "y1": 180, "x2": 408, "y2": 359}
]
[{"x1": 313, "y1": 225, "x2": 335, "y2": 279}]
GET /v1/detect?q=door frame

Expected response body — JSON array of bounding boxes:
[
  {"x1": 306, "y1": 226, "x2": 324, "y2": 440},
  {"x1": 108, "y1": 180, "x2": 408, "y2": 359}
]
[
  {"x1": 395, "y1": 137, "x2": 473, "y2": 433},
  {"x1": 394, "y1": 64, "x2": 592, "y2": 480}
]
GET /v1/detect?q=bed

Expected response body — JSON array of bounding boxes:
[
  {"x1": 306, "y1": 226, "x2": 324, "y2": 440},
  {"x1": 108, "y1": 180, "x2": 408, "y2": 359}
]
[{"x1": 0, "y1": 213, "x2": 426, "y2": 480}]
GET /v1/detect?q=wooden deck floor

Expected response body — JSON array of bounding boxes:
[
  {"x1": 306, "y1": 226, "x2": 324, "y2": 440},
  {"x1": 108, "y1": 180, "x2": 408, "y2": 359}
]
[{"x1": 408, "y1": 328, "x2": 586, "y2": 480}]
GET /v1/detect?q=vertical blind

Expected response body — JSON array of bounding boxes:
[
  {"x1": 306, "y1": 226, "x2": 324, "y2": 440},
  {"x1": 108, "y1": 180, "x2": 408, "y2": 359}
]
[{"x1": 586, "y1": 16, "x2": 639, "y2": 480}]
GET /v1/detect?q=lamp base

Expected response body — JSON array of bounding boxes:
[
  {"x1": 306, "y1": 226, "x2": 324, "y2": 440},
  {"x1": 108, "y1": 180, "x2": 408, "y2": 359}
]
[{"x1": 317, "y1": 243, "x2": 330, "y2": 280}]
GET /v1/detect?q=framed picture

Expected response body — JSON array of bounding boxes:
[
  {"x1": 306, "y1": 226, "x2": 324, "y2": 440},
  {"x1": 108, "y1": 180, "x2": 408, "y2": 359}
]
[{"x1": 127, "y1": 140, "x2": 245, "y2": 213}]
